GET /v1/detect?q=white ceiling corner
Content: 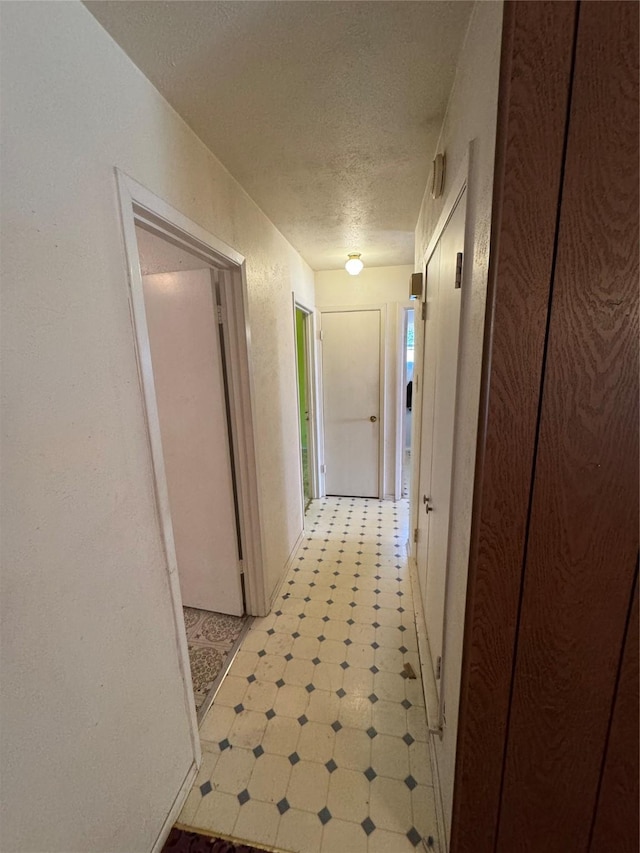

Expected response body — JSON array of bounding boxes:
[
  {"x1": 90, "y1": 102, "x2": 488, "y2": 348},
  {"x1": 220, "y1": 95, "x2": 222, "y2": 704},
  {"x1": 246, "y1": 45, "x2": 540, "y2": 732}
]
[{"x1": 85, "y1": 1, "x2": 473, "y2": 270}]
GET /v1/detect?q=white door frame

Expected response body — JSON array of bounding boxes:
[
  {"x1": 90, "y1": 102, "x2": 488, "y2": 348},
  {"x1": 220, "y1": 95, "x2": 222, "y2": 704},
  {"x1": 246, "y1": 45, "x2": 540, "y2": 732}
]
[
  {"x1": 292, "y1": 296, "x2": 320, "y2": 510},
  {"x1": 115, "y1": 168, "x2": 267, "y2": 755},
  {"x1": 317, "y1": 304, "x2": 387, "y2": 499}
]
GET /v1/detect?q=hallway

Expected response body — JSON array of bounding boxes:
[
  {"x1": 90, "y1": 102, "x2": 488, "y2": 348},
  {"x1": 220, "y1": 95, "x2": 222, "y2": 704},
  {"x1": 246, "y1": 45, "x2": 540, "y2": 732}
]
[{"x1": 177, "y1": 498, "x2": 438, "y2": 852}]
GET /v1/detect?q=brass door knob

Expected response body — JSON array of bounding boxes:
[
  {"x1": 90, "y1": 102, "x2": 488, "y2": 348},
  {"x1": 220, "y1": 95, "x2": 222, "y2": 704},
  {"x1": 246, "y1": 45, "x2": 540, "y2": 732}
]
[{"x1": 370, "y1": 415, "x2": 378, "y2": 422}]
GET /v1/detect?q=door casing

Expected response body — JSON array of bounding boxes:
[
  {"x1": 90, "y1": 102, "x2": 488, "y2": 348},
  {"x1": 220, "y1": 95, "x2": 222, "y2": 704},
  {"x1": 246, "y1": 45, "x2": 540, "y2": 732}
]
[
  {"x1": 115, "y1": 170, "x2": 267, "y2": 846},
  {"x1": 292, "y1": 296, "x2": 320, "y2": 512}
]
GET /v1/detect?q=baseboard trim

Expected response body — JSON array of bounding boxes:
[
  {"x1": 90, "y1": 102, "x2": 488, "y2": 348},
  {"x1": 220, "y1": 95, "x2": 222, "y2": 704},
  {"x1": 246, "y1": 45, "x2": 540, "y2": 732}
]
[
  {"x1": 269, "y1": 528, "x2": 305, "y2": 609},
  {"x1": 408, "y1": 553, "x2": 448, "y2": 853},
  {"x1": 151, "y1": 760, "x2": 199, "y2": 853}
]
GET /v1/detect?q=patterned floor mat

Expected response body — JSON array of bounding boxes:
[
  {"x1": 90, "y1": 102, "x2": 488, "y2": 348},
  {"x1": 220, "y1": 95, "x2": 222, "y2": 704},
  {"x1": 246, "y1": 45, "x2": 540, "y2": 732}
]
[{"x1": 184, "y1": 608, "x2": 246, "y2": 713}]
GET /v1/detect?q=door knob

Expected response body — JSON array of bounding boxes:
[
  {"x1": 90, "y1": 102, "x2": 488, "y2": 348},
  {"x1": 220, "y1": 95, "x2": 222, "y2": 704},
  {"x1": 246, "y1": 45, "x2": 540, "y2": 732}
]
[
  {"x1": 423, "y1": 495, "x2": 433, "y2": 513},
  {"x1": 370, "y1": 415, "x2": 378, "y2": 422}
]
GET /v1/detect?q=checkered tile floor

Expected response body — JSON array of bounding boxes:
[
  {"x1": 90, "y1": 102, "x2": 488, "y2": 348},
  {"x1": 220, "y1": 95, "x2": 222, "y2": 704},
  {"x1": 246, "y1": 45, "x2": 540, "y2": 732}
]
[{"x1": 178, "y1": 497, "x2": 439, "y2": 852}]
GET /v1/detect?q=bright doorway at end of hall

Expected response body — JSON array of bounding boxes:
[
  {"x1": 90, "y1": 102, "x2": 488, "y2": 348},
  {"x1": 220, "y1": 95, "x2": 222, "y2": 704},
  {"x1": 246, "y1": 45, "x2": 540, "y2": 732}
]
[
  {"x1": 134, "y1": 225, "x2": 248, "y2": 719},
  {"x1": 295, "y1": 306, "x2": 313, "y2": 511},
  {"x1": 403, "y1": 309, "x2": 415, "y2": 498}
]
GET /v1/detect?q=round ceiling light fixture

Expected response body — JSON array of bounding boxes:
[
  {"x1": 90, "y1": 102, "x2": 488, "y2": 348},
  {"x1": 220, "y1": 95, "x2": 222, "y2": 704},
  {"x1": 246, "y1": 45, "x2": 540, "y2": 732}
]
[{"x1": 345, "y1": 253, "x2": 364, "y2": 276}]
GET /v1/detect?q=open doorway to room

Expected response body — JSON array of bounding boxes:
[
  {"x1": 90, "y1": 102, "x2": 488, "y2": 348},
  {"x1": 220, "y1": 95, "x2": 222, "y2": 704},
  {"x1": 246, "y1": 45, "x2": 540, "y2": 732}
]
[
  {"x1": 117, "y1": 172, "x2": 265, "y2": 729},
  {"x1": 294, "y1": 305, "x2": 312, "y2": 512},
  {"x1": 135, "y1": 225, "x2": 248, "y2": 720},
  {"x1": 402, "y1": 308, "x2": 415, "y2": 498},
  {"x1": 293, "y1": 301, "x2": 319, "y2": 516}
]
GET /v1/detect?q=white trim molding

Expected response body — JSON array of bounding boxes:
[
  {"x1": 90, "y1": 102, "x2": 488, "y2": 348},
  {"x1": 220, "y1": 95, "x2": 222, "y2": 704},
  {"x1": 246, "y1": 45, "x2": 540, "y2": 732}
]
[{"x1": 114, "y1": 170, "x2": 268, "y2": 822}]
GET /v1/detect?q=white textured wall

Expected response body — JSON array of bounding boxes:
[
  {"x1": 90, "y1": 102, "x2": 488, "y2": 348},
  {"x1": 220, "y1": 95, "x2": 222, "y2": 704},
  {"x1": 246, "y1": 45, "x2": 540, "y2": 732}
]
[
  {"x1": 413, "y1": 1, "x2": 503, "y2": 841},
  {"x1": 0, "y1": 3, "x2": 313, "y2": 851},
  {"x1": 314, "y1": 265, "x2": 413, "y2": 499}
]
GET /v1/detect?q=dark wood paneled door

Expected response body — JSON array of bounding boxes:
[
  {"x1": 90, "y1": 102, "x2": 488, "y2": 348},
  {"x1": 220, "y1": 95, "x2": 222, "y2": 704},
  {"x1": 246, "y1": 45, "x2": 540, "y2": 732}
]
[
  {"x1": 496, "y1": 2, "x2": 639, "y2": 848},
  {"x1": 452, "y1": 2, "x2": 639, "y2": 851}
]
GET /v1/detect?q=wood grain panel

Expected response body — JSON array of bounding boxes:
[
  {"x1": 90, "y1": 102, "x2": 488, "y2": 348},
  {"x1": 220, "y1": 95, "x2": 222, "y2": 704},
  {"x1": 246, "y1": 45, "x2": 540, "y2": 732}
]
[
  {"x1": 450, "y1": 3, "x2": 577, "y2": 850},
  {"x1": 590, "y1": 571, "x2": 639, "y2": 852},
  {"x1": 497, "y1": 2, "x2": 639, "y2": 849}
]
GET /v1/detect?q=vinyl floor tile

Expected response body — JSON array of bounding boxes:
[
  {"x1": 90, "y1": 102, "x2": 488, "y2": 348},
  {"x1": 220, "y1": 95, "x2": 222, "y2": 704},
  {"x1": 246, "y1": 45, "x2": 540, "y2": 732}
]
[{"x1": 179, "y1": 498, "x2": 439, "y2": 853}]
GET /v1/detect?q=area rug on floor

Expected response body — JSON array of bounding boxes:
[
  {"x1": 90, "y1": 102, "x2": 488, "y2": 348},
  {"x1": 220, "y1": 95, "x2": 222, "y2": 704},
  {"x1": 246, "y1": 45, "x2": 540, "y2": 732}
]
[
  {"x1": 163, "y1": 827, "x2": 265, "y2": 853},
  {"x1": 184, "y1": 608, "x2": 245, "y2": 712}
]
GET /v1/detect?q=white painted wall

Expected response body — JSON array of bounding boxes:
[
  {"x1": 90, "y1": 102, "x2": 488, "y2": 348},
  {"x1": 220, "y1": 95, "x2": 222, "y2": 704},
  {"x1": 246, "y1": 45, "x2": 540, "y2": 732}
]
[
  {"x1": 315, "y1": 265, "x2": 413, "y2": 499},
  {"x1": 413, "y1": 0, "x2": 503, "y2": 841},
  {"x1": 0, "y1": 3, "x2": 314, "y2": 851}
]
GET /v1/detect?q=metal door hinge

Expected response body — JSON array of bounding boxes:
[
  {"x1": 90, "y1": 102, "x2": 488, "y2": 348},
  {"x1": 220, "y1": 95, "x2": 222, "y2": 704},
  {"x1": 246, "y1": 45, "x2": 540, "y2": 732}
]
[
  {"x1": 428, "y1": 720, "x2": 444, "y2": 738},
  {"x1": 421, "y1": 301, "x2": 427, "y2": 321},
  {"x1": 435, "y1": 655, "x2": 442, "y2": 679},
  {"x1": 216, "y1": 305, "x2": 224, "y2": 324},
  {"x1": 454, "y1": 252, "x2": 463, "y2": 289},
  {"x1": 413, "y1": 528, "x2": 418, "y2": 543}
]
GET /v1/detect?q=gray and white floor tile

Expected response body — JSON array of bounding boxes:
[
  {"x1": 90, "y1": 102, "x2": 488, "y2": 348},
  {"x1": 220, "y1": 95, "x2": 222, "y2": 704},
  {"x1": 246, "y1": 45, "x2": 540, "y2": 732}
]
[{"x1": 178, "y1": 497, "x2": 439, "y2": 852}]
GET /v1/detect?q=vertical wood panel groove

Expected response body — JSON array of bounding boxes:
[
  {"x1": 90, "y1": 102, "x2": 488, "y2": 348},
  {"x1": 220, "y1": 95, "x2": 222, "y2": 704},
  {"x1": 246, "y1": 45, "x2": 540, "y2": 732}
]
[{"x1": 588, "y1": 564, "x2": 639, "y2": 852}]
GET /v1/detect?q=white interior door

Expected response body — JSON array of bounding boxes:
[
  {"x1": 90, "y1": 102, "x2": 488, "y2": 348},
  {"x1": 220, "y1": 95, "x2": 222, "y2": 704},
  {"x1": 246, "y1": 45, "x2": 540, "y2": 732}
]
[
  {"x1": 143, "y1": 268, "x2": 243, "y2": 616},
  {"x1": 321, "y1": 309, "x2": 381, "y2": 497},
  {"x1": 415, "y1": 190, "x2": 466, "y2": 686},
  {"x1": 415, "y1": 242, "x2": 441, "y2": 591}
]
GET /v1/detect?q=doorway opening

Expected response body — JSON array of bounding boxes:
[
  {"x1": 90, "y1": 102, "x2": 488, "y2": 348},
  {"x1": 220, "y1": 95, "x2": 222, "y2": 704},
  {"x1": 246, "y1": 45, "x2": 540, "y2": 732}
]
[
  {"x1": 117, "y1": 171, "x2": 265, "y2": 739},
  {"x1": 402, "y1": 308, "x2": 415, "y2": 498},
  {"x1": 294, "y1": 306, "x2": 312, "y2": 512},
  {"x1": 135, "y1": 224, "x2": 248, "y2": 720}
]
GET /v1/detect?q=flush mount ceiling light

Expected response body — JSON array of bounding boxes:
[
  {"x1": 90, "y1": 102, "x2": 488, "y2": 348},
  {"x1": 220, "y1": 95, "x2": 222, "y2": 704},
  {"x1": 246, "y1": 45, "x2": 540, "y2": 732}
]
[{"x1": 345, "y1": 253, "x2": 364, "y2": 276}]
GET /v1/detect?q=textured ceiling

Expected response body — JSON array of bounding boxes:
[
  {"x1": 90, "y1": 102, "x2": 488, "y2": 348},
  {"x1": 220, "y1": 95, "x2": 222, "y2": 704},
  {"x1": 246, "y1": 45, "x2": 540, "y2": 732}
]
[{"x1": 86, "y1": 1, "x2": 473, "y2": 270}]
